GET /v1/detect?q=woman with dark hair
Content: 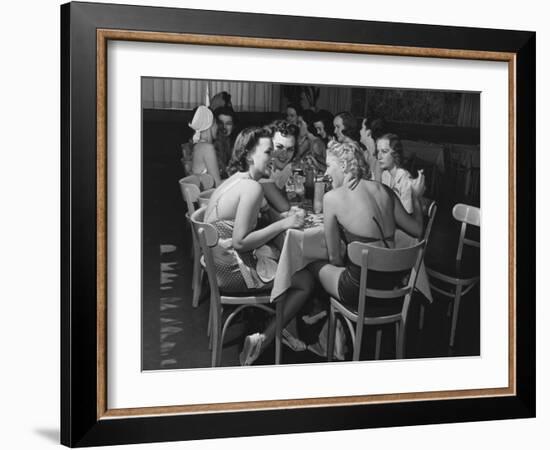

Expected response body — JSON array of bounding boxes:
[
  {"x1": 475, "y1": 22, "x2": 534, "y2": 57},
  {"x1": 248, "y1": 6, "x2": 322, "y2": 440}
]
[
  {"x1": 204, "y1": 127, "x2": 313, "y2": 365},
  {"x1": 358, "y1": 117, "x2": 386, "y2": 181},
  {"x1": 309, "y1": 140, "x2": 424, "y2": 319},
  {"x1": 333, "y1": 111, "x2": 361, "y2": 144},
  {"x1": 210, "y1": 91, "x2": 232, "y2": 111},
  {"x1": 285, "y1": 103, "x2": 303, "y2": 126},
  {"x1": 377, "y1": 133, "x2": 416, "y2": 214},
  {"x1": 312, "y1": 110, "x2": 334, "y2": 144},
  {"x1": 213, "y1": 106, "x2": 238, "y2": 177}
]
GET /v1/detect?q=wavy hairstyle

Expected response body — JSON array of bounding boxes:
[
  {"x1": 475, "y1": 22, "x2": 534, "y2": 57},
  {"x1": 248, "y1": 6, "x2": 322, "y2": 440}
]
[
  {"x1": 377, "y1": 133, "x2": 404, "y2": 168},
  {"x1": 335, "y1": 111, "x2": 360, "y2": 143},
  {"x1": 326, "y1": 140, "x2": 371, "y2": 188},
  {"x1": 227, "y1": 127, "x2": 274, "y2": 175},
  {"x1": 267, "y1": 119, "x2": 300, "y2": 141},
  {"x1": 312, "y1": 109, "x2": 334, "y2": 141},
  {"x1": 265, "y1": 119, "x2": 300, "y2": 163}
]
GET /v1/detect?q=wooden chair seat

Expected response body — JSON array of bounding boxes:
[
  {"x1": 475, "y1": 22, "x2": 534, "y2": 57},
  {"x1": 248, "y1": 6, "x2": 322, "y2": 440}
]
[
  {"x1": 330, "y1": 295, "x2": 404, "y2": 322},
  {"x1": 425, "y1": 252, "x2": 480, "y2": 282}
]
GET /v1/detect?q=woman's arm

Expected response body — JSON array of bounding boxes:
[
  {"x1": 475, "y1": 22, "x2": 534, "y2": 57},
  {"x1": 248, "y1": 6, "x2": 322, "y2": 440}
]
[
  {"x1": 201, "y1": 143, "x2": 222, "y2": 187},
  {"x1": 323, "y1": 192, "x2": 344, "y2": 266},
  {"x1": 391, "y1": 184, "x2": 424, "y2": 238},
  {"x1": 232, "y1": 181, "x2": 302, "y2": 252},
  {"x1": 261, "y1": 182, "x2": 291, "y2": 213}
]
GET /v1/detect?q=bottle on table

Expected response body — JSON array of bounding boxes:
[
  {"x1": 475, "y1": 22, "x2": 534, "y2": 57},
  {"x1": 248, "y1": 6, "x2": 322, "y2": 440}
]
[{"x1": 313, "y1": 175, "x2": 325, "y2": 214}]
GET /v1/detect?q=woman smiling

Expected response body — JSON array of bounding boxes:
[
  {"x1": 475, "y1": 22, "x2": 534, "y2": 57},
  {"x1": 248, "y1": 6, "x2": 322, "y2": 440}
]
[
  {"x1": 309, "y1": 140, "x2": 425, "y2": 314},
  {"x1": 203, "y1": 126, "x2": 314, "y2": 365}
]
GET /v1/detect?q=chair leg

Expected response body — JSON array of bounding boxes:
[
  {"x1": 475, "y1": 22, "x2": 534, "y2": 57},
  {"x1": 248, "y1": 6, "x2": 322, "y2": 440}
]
[
  {"x1": 215, "y1": 331, "x2": 223, "y2": 367},
  {"x1": 396, "y1": 320, "x2": 405, "y2": 359},
  {"x1": 207, "y1": 304, "x2": 213, "y2": 350},
  {"x1": 191, "y1": 256, "x2": 202, "y2": 308},
  {"x1": 211, "y1": 313, "x2": 220, "y2": 367},
  {"x1": 395, "y1": 322, "x2": 400, "y2": 356},
  {"x1": 327, "y1": 305, "x2": 337, "y2": 362},
  {"x1": 419, "y1": 304, "x2": 425, "y2": 330},
  {"x1": 275, "y1": 302, "x2": 282, "y2": 365},
  {"x1": 353, "y1": 324, "x2": 364, "y2": 361},
  {"x1": 450, "y1": 285, "x2": 463, "y2": 347},
  {"x1": 374, "y1": 328, "x2": 382, "y2": 360}
]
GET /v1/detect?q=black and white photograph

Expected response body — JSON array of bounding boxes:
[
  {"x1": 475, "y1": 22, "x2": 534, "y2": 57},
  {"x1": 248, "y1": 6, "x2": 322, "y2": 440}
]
[{"x1": 141, "y1": 77, "x2": 481, "y2": 369}]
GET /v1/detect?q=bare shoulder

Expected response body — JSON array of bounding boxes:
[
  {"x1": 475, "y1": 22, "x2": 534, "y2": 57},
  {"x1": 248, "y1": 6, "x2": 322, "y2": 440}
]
[
  {"x1": 364, "y1": 179, "x2": 389, "y2": 196},
  {"x1": 324, "y1": 187, "x2": 344, "y2": 209},
  {"x1": 238, "y1": 179, "x2": 263, "y2": 196},
  {"x1": 195, "y1": 142, "x2": 216, "y2": 153}
]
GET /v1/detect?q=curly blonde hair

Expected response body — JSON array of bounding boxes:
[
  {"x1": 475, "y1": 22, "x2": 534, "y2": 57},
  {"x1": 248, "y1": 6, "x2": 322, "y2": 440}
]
[{"x1": 327, "y1": 140, "x2": 371, "y2": 188}]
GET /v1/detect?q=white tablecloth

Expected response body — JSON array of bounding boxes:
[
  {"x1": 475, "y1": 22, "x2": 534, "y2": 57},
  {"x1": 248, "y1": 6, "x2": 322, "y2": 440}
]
[{"x1": 270, "y1": 226, "x2": 433, "y2": 303}]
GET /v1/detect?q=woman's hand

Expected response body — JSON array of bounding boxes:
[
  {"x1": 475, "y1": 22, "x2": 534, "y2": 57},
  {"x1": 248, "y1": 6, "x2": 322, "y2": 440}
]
[
  {"x1": 411, "y1": 169, "x2": 426, "y2": 198},
  {"x1": 282, "y1": 210, "x2": 305, "y2": 230}
]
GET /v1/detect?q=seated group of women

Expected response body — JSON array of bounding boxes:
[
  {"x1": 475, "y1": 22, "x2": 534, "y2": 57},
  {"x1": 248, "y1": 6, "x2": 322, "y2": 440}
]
[{"x1": 187, "y1": 105, "x2": 425, "y2": 365}]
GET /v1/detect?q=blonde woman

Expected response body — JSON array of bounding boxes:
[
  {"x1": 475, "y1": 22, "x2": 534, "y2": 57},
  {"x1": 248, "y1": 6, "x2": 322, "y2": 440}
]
[{"x1": 309, "y1": 140, "x2": 424, "y2": 312}]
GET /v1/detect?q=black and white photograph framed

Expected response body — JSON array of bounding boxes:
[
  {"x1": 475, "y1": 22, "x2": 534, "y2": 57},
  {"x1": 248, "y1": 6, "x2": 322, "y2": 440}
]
[
  {"x1": 142, "y1": 76, "x2": 481, "y2": 371},
  {"x1": 60, "y1": 1, "x2": 535, "y2": 447}
]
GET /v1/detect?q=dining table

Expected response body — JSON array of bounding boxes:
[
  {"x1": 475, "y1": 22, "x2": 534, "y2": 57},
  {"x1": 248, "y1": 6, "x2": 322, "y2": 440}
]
[{"x1": 269, "y1": 210, "x2": 434, "y2": 304}]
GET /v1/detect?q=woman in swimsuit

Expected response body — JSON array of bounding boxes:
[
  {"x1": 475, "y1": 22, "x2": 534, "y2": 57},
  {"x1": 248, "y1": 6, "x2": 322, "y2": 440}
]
[
  {"x1": 309, "y1": 140, "x2": 425, "y2": 313},
  {"x1": 204, "y1": 126, "x2": 314, "y2": 365},
  {"x1": 190, "y1": 105, "x2": 222, "y2": 187}
]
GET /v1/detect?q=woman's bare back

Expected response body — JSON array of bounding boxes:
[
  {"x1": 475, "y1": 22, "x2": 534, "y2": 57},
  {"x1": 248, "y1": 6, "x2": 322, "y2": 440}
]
[
  {"x1": 332, "y1": 180, "x2": 395, "y2": 240},
  {"x1": 204, "y1": 175, "x2": 263, "y2": 223}
]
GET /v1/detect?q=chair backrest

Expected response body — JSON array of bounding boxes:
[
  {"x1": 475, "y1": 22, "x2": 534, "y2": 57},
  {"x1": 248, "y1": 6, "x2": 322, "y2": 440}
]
[
  {"x1": 347, "y1": 240, "x2": 425, "y2": 325},
  {"x1": 348, "y1": 240, "x2": 425, "y2": 274},
  {"x1": 423, "y1": 200, "x2": 438, "y2": 244},
  {"x1": 189, "y1": 207, "x2": 222, "y2": 305},
  {"x1": 179, "y1": 175, "x2": 201, "y2": 215},
  {"x1": 452, "y1": 203, "x2": 480, "y2": 261},
  {"x1": 189, "y1": 207, "x2": 219, "y2": 248},
  {"x1": 198, "y1": 188, "x2": 215, "y2": 208},
  {"x1": 179, "y1": 174, "x2": 216, "y2": 215}
]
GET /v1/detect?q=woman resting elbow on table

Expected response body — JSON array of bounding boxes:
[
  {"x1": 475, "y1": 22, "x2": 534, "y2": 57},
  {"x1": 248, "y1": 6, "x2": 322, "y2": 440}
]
[
  {"x1": 309, "y1": 140, "x2": 424, "y2": 320},
  {"x1": 203, "y1": 126, "x2": 313, "y2": 366}
]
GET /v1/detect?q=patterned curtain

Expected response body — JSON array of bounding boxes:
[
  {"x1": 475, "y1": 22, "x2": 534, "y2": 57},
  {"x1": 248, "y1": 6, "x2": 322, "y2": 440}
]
[
  {"x1": 457, "y1": 93, "x2": 480, "y2": 128},
  {"x1": 142, "y1": 78, "x2": 279, "y2": 112},
  {"x1": 316, "y1": 86, "x2": 352, "y2": 114}
]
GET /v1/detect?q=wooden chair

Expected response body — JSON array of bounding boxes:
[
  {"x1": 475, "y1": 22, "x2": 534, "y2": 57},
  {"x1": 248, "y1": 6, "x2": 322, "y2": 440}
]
[
  {"x1": 418, "y1": 200, "x2": 438, "y2": 329},
  {"x1": 327, "y1": 240, "x2": 426, "y2": 361},
  {"x1": 178, "y1": 174, "x2": 215, "y2": 308},
  {"x1": 425, "y1": 203, "x2": 480, "y2": 347},
  {"x1": 198, "y1": 188, "x2": 215, "y2": 208},
  {"x1": 190, "y1": 207, "x2": 283, "y2": 367}
]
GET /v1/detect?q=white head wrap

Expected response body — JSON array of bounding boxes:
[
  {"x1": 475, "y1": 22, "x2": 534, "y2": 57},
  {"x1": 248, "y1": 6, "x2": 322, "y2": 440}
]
[{"x1": 189, "y1": 105, "x2": 214, "y2": 143}]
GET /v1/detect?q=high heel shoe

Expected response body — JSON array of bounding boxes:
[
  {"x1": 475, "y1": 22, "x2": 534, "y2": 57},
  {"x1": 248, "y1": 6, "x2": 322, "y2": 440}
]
[
  {"x1": 282, "y1": 328, "x2": 307, "y2": 352},
  {"x1": 239, "y1": 332, "x2": 265, "y2": 366}
]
